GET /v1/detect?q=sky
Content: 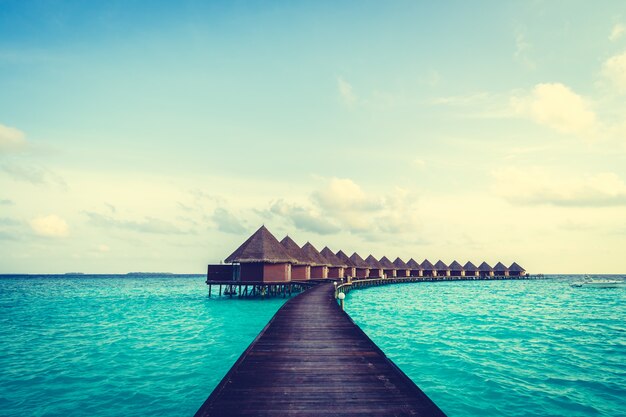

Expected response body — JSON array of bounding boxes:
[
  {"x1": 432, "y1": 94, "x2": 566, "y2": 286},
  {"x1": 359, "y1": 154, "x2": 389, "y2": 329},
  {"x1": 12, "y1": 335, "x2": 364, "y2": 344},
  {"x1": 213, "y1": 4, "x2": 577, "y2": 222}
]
[{"x1": 1, "y1": 1, "x2": 625, "y2": 274}]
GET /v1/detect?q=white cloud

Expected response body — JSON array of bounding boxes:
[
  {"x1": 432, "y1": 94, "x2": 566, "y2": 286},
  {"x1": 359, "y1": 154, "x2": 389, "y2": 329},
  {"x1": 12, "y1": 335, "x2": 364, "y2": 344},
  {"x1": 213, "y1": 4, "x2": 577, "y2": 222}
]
[
  {"x1": 609, "y1": 24, "x2": 625, "y2": 41},
  {"x1": 267, "y1": 177, "x2": 421, "y2": 236},
  {"x1": 211, "y1": 207, "x2": 247, "y2": 234},
  {"x1": 492, "y1": 168, "x2": 626, "y2": 206},
  {"x1": 0, "y1": 123, "x2": 26, "y2": 152},
  {"x1": 98, "y1": 244, "x2": 110, "y2": 252},
  {"x1": 337, "y1": 77, "x2": 357, "y2": 107},
  {"x1": 413, "y1": 158, "x2": 426, "y2": 169},
  {"x1": 602, "y1": 51, "x2": 626, "y2": 93},
  {"x1": 30, "y1": 215, "x2": 69, "y2": 237},
  {"x1": 511, "y1": 83, "x2": 597, "y2": 136},
  {"x1": 514, "y1": 32, "x2": 535, "y2": 69}
]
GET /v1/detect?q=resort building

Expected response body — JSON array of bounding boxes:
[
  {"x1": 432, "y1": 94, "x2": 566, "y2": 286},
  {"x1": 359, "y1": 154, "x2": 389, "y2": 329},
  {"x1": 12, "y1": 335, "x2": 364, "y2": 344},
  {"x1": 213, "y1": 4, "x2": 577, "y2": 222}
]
[
  {"x1": 393, "y1": 257, "x2": 411, "y2": 277},
  {"x1": 365, "y1": 255, "x2": 384, "y2": 278},
  {"x1": 434, "y1": 260, "x2": 450, "y2": 277},
  {"x1": 301, "y1": 242, "x2": 330, "y2": 279},
  {"x1": 406, "y1": 258, "x2": 423, "y2": 277},
  {"x1": 493, "y1": 262, "x2": 510, "y2": 277},
  {"x1": 379, "y1": 256, "x2": 397, "y2": 278},
  {"x1": 464, "y1": 261, "x2": 479, "y2": 277},
  {"x1": 508, "y1": 262, "x2": 526, "y2": 277},
  {"x1": 320, "y1": 247, "x2": 346, "y2": 279},
  {"x1": 421, "y1": 259, "x2": 436, "y2": 277},
  {"x1": 350, "y1": 252, "x2": 370, "y2": 278},
  {"x1": 478, "y1": 261, "x2": 494, "y2": 277},
  {"x1": 224, "y1": 225, "x2": 297, "y2": 282},
  {"x1": 448, "y1": 260, "x2": 464, "y2": 277},
  {"x1": 336, "y1": 250, "x2": 357, "y2": 277},
  {"x1": 280, "y1": 236, "x2": 312, "y2": 280}
]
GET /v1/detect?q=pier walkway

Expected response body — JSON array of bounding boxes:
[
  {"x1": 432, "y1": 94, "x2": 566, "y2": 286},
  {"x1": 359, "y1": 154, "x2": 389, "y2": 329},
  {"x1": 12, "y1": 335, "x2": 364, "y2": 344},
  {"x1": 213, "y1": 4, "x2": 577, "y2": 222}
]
[{"x1": 195, "y1": 282, "x2": 446, "y2": 417}]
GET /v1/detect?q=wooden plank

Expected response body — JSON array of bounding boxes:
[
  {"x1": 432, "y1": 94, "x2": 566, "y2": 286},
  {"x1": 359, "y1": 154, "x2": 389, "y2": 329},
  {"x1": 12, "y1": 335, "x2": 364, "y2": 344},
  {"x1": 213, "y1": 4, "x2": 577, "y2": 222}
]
[{"x1": 195, "y1": 283, "x2": 447, "y2": 417}]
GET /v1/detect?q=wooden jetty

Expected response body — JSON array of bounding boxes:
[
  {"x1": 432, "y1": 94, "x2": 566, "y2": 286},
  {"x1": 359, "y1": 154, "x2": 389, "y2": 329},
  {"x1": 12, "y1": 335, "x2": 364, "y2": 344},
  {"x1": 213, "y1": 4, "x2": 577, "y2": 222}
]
[{"x1": 195, "y1": 282, "x2": 447, "y2": 417}]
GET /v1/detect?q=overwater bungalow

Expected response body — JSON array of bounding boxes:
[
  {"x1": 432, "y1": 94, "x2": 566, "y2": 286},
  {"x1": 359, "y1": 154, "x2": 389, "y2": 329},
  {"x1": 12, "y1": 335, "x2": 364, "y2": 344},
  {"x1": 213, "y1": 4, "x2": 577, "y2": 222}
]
[
  {"x1": 336, "y1": 250, "x2": 357, "y2": 277},
  {"x1": 421, "y1": 259, "x2": 436, "y2": 277},
  {"x1": 434, "y1": 260, "x2": 450, "y2": 277},
  {"x1": 224, "y1": 225, "x2": 297, "y2": 282},
  {"x1": 379, "y1": 256, "x2": 397, "y2": 278},
  {"x1": 464, "y1": 261, "x2": 479, "y2": 277},
  {"x1": 406, "y1": 258, "x2": 423, "y2": 277},
  {"x1": 508, "y1": 262, "x2": 526, "y2": 277},
  {"x1": 301, "y1": 242, "x2": 330, "y2": 279},
  {"x1": 350, "y1": 252, "x2": 370, "y2": 278},
  {"x1": 320, "y1": 247, "x2": 346, "y2": 279},
  {"x1": 393, "y1": 257, "x2": 410, "y2": 277},
  {"x1": 478, "y1": 261, "x2": 494, "y2": 277},
  {"x1": 448, "y1": 260, "x2": 464, "y2": 276},
  {"x1": 280, "y1": 236, "x2": 312, "y2": 280},
  {"x1": 493, "y1": 262, "x2": 510, "y2": 277},
  {"x1": 365, "y1": 255, "x2": 384, "y2": 278}
]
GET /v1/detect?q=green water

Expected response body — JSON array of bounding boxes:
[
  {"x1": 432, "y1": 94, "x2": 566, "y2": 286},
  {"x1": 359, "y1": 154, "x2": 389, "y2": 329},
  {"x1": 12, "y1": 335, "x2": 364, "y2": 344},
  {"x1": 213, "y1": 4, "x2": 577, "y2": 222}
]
[
  {"x1": 0, "y1": 275, "x2": 286, "y2": 416},
  {"x1": 345, "y1": 277, "x2": 626, "y2": 417}
]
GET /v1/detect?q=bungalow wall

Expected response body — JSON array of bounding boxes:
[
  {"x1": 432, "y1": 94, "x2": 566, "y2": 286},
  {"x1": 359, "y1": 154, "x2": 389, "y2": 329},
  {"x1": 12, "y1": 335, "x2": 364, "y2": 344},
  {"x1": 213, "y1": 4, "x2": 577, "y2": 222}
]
[
  {"x1": 240, "y1": 263, "x2": 292, "y2": 283},
  {"x1": 355, "y1": 268, "x2": 369, "y2": 278},
  {"x1": 509, "y1": 270, "x2": 526, "y2": 277},
  {"x1": 495, "y1": 270, "x2": 510, "y2": 277},
  {"x1": 310, "y1": 266, "x2": 328, "y2": 279},
  {"x1": 369, "y1": 268, "x2": 383, "y2": 278},
  {"x1": 344, "y1": 267, "x2": 356, "y2": 278},
  {"x1": 327, "y1": 266, "x2": 344, "y2": 279},
  {"x1": 450, "y1": 269, "x2": 463, "y2": 277},
  {"x1": 397, "y1": 269, "x2": 410, "y2": 277},
  {"x1": 207, "y1": 264, "x2": 235, "y2": 281},
  {"x1": 423, "y1": 269, "x2": 436, "y2": 277},
  {"x1": 410, "y1": 269, "x2": 423, "y2": 277},
  {"x1": 291, "y1": 265, "x2": 310, "y2": 280},
  {"x1": 383, "y1": 269, "x2": 397, "y2": 278}
]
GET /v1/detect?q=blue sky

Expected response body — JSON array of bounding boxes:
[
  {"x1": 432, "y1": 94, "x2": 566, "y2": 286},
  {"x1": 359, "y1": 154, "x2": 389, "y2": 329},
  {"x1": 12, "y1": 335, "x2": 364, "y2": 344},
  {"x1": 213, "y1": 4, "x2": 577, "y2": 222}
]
[{"x1": 1, "y1": 1, "x2": 626, "y2": 273}]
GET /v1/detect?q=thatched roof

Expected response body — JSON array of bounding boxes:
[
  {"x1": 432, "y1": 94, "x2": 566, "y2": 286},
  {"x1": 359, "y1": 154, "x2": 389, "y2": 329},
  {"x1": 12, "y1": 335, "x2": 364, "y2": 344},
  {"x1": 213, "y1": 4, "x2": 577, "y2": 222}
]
[
  {"x1": 406, "y1": 258, "x2": 423, "y2": 270},
  {"x1": 365, "y1": 255, "x2": 383, "y2": 269},
  {"x1": 379, "y1": 256, "x2": 395, "y2": 269},
  {"x1": 320, "y1": 247, "x2": 347, "y2": 267},
  {"x1": 449, "y1": 260, "x2": 463, "y2": 270},
  {"x1": 225, "y1": 225, "x2": 297, "y2": 264},
  {"x1": 393, "y1": 257, "x2": 409, "y2": 269},
  {"x1": 478, "y1": 261, "x2": 493, "y2": 271},
  {"x1": 301, "y1": 242, "x2": 330, "y2": 266},
  {"x1": 493, "y1": 262, "x2": 509, "y2": 272},
  {"x1": 280, "y1": 236, "x2": 314, "y2": 265},
  {"x1": 349, "y1": 252, "x2": 369, "y2": 268},
  {"x1": 509, "y1": 262, "x2": 525, "y2": 272},
  {"x1": 421, "y1": 259, "x2": 434, "y2": 269},
  {"x1": 464, "y1": 261, "x2": 478, "y2": 271},
  {"x1": 434, "y1": 260, "x2": 449, "y2": 270},
  {"x1": 336, "y1": 250, "x2": 357, "y2": 267}
]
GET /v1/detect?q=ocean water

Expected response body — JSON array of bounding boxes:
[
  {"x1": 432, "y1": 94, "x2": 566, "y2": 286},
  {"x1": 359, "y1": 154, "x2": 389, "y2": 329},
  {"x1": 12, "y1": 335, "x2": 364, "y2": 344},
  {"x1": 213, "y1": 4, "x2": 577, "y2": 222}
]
[
  {"x1": 0, "y1": 275, "x2": 286, "y2": 417},
  {"x1": 345, "y1": 276, "x2": 626, "y2": 417},
  {"x1": 1, "y1": 275, "x2": 624, "y2": 417}
]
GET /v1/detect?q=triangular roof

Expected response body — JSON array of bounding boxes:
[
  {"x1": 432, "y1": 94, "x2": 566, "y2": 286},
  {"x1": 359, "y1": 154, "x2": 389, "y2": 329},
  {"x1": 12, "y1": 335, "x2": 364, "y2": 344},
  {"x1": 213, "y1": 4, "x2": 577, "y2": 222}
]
[
  {"x1": 350, "y1": 252, "x2": 369, "y2": 268},
  {"x1": 365, "y1": 255, "x2": 383, "y2": 269},
  {"x1": 406, "y1": 258, "x2": 423, "y2": 270},
  {"x1": 434, "y1": 260, "x2": 449, "y2": 270},
  {"x1": 280, "y1": 236, "x2": 314, "y2": 265},
  {"x1": 421, "y1": 259, "x2": 434, "y2": 269},
  {"x1": 478, "y1": 261, "x2": 493, "y2": 271},
  {"x1": 301, "y1": 242, "x2": 330, "y2": 266},
  {"x1": 379, "y1": 256, "x2": 395, "y2": 269},
  {"x1": 493, "y1": 262, "x2": 509, "y2": 271},
  {"x1": 464, "y1": 261, "x2": 478, "y2": 271},
  {"x1": 509, "y1": 262, "x2": 525, "y2": 272},
  {"x1": 225, "y1": 225, "x2": 297, "y2": 264},
  {"x1": 449, "y1": 260, "x2": 463, "y2": 270},
  {"x1": 336, "y1": 250, "x2": 357, "y2": 267},
  {"x1": 320, "y1": 247, "x2": 347, "y2": 267},
  {"x1": 393, "y1": 257, "x2": 409, "y2": 269}
]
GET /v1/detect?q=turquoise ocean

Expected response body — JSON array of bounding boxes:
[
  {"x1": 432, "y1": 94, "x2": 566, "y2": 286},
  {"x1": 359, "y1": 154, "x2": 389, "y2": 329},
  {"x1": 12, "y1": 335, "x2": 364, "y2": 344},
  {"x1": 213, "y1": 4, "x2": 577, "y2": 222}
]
[{"x1": 0, "y1": 275, "x2": 624, "y2": 416}]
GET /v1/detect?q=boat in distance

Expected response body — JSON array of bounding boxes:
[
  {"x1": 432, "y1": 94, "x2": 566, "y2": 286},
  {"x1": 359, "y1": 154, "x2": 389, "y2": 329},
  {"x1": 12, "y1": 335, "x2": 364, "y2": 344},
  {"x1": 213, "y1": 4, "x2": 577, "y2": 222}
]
[{"x1": 570, "y1": 276, "x2": 625, "y2": 288}]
